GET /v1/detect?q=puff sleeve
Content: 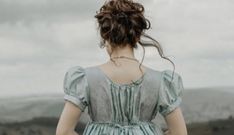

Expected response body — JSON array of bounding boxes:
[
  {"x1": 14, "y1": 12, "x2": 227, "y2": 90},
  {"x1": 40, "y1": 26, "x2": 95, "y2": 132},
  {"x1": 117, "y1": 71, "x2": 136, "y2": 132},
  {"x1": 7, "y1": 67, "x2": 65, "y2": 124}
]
[
  {"x1": 63, "y1": 66, "x2": 89, "y2": 112},
  {"x1": 157, "y1": 70, "x2": 184, "y2": 117}
]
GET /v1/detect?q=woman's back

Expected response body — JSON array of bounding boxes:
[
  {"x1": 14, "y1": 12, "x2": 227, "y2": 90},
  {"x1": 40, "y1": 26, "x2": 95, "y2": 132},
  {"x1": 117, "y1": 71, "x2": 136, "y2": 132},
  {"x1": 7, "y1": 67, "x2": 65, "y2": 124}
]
[
  {"x1": 95, "y1": 61, "x2": 149, "y2": 85},
  {"x1": 63, "y1": 64, "x2": 183, "y2": 135},
  {"x1": 57, "y1": 0, "x2": 187, "y2": 134}
]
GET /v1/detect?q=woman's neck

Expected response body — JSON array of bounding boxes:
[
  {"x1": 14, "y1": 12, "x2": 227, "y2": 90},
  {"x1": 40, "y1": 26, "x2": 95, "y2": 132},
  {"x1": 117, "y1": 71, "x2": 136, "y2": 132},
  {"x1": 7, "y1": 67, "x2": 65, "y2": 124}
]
[{"x1": 109, "y1": 44, "x2": 136, "y2": 59}]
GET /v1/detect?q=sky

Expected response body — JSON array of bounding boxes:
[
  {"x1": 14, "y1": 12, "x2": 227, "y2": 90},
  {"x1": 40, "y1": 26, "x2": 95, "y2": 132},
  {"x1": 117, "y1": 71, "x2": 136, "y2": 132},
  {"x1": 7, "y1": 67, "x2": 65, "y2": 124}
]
[{"x1": 0, "y1": 0, "x2": 233, "y2": 97}]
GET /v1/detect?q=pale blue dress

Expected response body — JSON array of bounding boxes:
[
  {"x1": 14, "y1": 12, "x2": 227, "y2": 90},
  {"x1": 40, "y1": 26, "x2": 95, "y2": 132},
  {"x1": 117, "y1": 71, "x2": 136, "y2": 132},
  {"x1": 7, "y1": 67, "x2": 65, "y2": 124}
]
[{"x1": 63, "y1": 65, "x2": 184, "y2": 135}]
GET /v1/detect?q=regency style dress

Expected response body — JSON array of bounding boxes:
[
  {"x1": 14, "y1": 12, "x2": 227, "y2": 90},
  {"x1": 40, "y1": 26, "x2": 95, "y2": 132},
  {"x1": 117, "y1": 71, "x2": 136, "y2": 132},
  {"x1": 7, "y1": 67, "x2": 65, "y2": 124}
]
[{"x1": 63, "y1": 65, "x2": 184, "y2": 135}]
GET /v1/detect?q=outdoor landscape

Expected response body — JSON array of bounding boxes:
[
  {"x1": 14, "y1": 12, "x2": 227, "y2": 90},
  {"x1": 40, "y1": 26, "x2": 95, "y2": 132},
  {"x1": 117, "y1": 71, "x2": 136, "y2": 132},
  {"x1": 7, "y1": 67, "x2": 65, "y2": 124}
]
[
  {"x1": 0, "y1": 0, "x2": 233, "y2": 135},
  {"x1": 0, "y1": 87, "x2": 233, "y2": 135}
]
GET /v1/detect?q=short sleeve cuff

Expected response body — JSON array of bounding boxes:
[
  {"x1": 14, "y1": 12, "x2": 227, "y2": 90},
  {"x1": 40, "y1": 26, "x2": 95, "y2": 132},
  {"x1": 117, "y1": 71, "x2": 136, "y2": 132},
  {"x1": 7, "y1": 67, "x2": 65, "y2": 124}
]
[
  {"x1": 160, "y1": 97, "x2": 182, "y2": 117},
  {"x1": 64, "y1": 94, "x2": 86, "y2": 112}
]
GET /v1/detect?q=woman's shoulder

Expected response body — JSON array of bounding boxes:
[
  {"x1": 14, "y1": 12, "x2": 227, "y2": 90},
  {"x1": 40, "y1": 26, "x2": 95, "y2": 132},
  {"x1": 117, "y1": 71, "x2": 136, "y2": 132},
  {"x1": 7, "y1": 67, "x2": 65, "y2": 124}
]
[
  {"x1": 65, "y1": 65, "x2": 86, "y2": 76},
  {"x1": 67, "y1": 65, "x2": 96, "y2": 73}
]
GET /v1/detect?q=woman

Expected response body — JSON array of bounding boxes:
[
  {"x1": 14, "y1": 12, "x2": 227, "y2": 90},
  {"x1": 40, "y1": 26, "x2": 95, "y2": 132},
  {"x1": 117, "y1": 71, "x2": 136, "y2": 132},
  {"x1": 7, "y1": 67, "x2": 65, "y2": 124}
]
[{"x1": 56, "y1": 0, "x2": 187, "y2": 135}]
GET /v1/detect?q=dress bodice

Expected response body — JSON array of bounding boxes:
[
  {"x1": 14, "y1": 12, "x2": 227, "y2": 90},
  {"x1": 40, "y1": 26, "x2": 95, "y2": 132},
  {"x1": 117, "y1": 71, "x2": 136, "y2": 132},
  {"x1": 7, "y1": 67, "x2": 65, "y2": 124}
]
[{"x1": 63, "y1": 65, "x2": 184, "y2": 135}]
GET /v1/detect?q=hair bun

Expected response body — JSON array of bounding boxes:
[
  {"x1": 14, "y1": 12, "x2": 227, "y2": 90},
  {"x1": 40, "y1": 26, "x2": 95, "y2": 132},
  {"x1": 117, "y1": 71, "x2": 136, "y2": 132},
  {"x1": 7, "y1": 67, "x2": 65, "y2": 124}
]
[
  {"x1": 95, "y1": 0, "x2": 150, "y2": 48},
  {"x1": 112, "y1": 11, "x2": 128, "y2": 20}
]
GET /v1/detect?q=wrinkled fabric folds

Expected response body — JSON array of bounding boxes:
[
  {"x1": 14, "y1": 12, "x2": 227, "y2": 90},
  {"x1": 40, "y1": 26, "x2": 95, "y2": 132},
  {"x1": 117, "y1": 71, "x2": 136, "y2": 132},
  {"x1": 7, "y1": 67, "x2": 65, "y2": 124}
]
[
  {"x1": 83, "y1": 121, "x2": 163, "y2": 135},
  {"x1": 63, "y1": 66, "x2": 89, "y2": 112},
  {"x1": 63, "y1": 66, "x2": 184, "y2": 135},
  {"x1": 157, "y1": 70, "x2": 183, "y2": 117}
]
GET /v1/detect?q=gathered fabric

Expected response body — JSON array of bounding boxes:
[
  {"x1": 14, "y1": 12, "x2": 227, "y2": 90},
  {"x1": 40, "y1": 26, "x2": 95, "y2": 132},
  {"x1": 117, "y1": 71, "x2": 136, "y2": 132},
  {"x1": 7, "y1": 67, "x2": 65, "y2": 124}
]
[
  {"x1": 63, "y1": 65, "x2": 184, "y2": 135},
  {"x1": 83, "y1": 121, "x2": 163, "y2": 135}
]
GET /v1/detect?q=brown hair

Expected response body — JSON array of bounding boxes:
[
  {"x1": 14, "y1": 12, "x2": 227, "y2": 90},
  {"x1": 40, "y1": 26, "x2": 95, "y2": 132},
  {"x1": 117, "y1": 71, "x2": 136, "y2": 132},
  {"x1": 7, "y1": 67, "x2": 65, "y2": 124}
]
[{"x1": 95, "y1": 0, "x2": 176, "y2": 82}]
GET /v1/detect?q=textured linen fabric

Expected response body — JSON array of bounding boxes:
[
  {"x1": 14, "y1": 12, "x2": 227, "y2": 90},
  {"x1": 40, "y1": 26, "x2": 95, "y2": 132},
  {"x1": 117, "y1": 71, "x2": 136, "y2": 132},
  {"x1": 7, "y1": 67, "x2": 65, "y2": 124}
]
[{"x1": 63, "y1": 65, "x2": 184, "y2": 135}]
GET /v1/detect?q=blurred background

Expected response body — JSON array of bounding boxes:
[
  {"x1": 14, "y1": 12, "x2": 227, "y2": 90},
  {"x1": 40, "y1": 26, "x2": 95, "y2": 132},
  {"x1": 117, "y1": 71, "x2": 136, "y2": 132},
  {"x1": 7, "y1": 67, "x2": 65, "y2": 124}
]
[{"x1": 0, "y1": 0, "x2": 233, "y2": 135}]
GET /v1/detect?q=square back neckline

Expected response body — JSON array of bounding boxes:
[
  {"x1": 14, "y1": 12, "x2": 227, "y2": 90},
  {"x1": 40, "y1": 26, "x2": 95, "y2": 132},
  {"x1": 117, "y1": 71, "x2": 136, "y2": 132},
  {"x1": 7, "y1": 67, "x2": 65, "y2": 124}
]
[{"x1": 95, "y1": 66, "x2": 148, "y2": 87}]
